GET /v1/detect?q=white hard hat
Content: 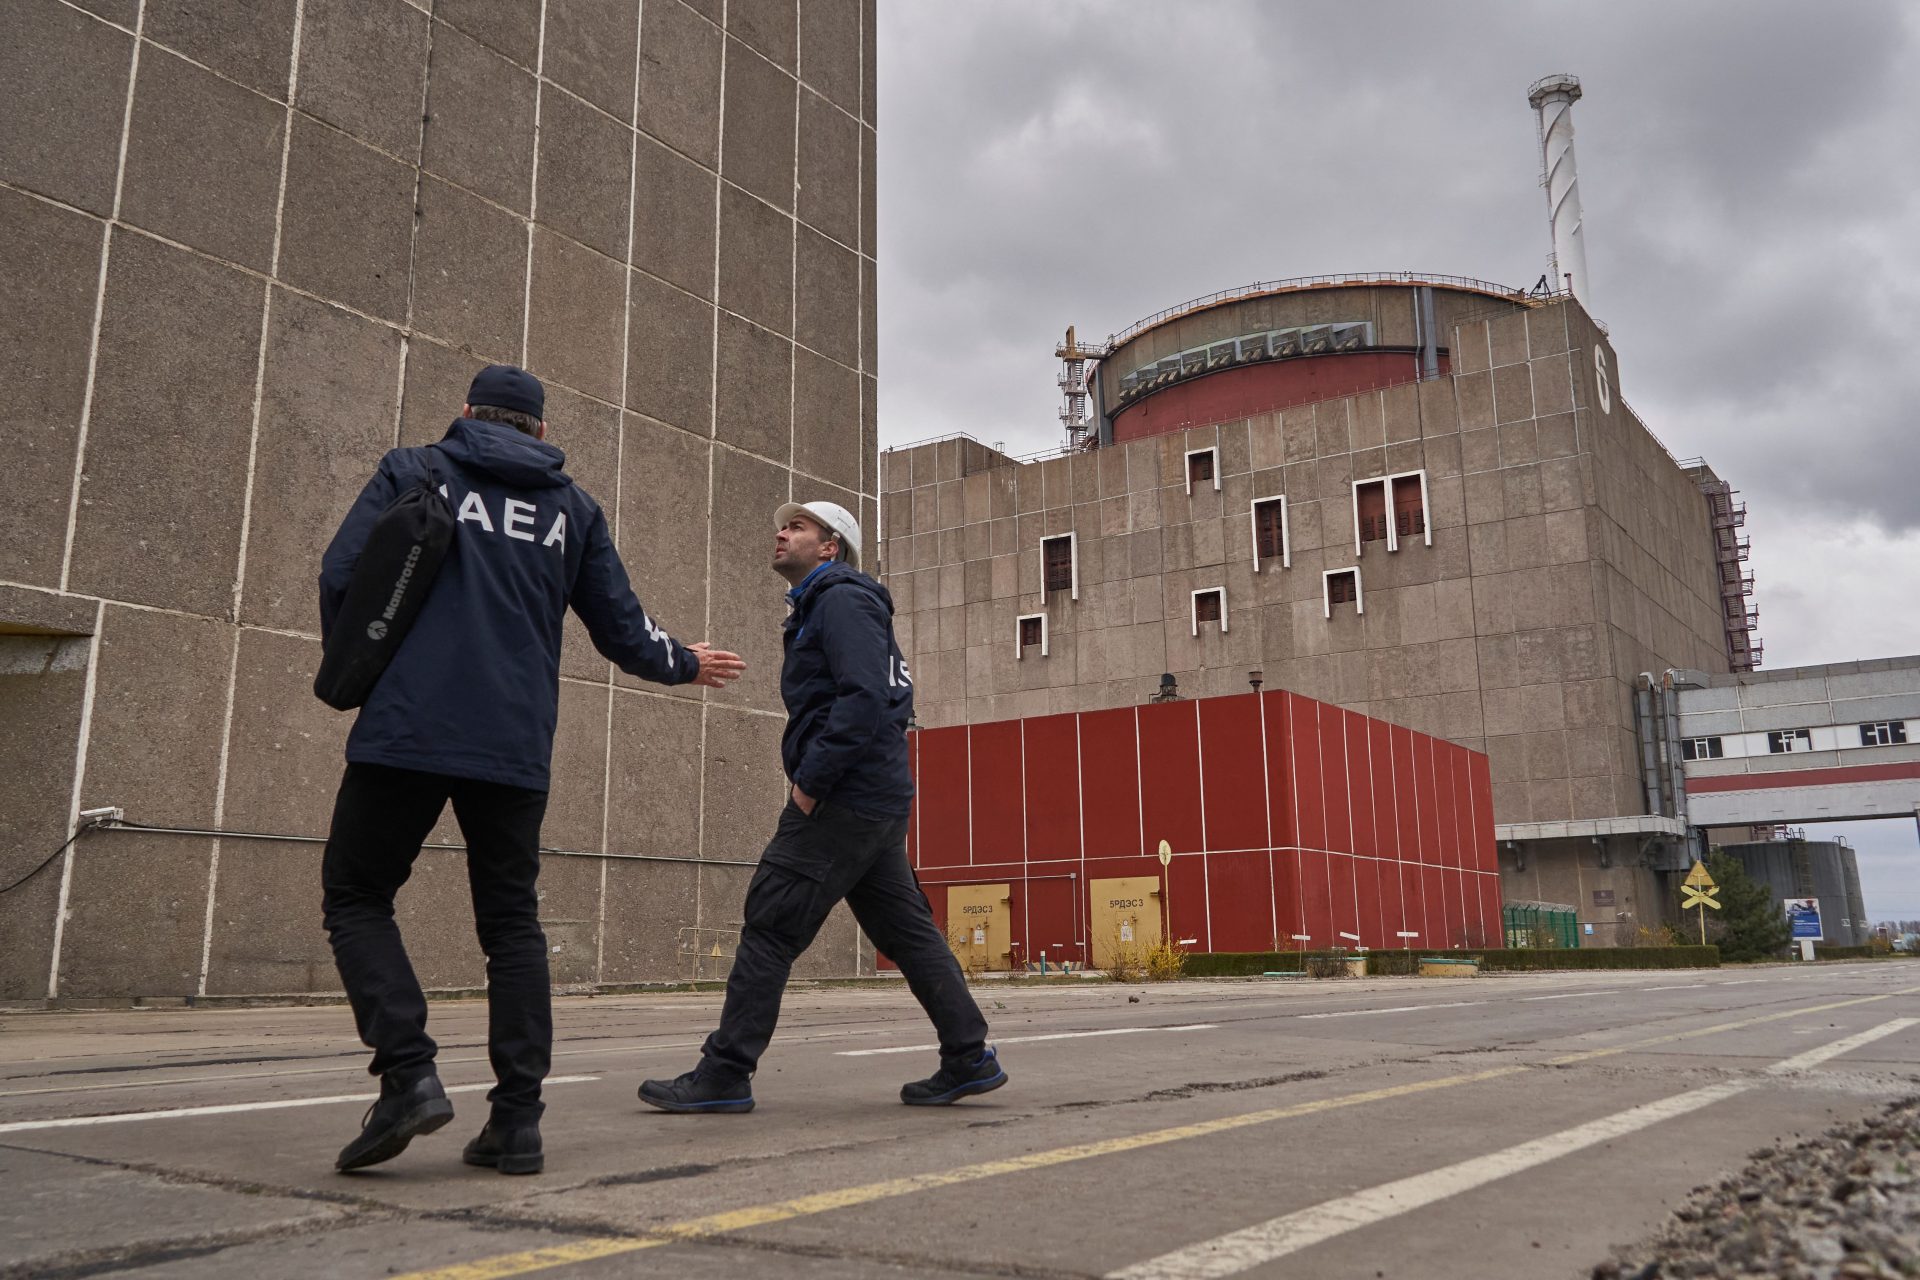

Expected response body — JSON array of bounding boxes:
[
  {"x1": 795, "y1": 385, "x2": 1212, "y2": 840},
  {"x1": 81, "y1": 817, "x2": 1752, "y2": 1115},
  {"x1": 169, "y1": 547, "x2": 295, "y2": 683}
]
[{"x1": 775, "y1": 499, "x2": 862, "y2": 569}]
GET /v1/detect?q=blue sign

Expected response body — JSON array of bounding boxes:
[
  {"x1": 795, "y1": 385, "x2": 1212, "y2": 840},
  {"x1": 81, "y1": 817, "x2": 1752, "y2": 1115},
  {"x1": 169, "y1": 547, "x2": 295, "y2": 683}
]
[{"x1": 1784, "y1": 898, "x2": 1823, "y2": 942}]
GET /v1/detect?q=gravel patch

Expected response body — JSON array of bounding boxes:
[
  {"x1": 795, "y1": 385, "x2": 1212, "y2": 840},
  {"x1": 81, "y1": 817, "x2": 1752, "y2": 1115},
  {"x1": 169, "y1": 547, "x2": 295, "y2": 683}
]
[{"x1": 1596, "y1": 1096, "x2": 1920, "y2": 1280}]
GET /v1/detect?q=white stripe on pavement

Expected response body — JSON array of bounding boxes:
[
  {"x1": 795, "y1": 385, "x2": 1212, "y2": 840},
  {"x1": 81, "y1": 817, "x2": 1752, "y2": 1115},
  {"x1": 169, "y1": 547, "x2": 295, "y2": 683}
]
[
  {"x1": 836, "y1": 1025, "x2": 1216, "y2": 1056},
  {"x1": 1643, "y1": 984, "x2": 1710, "y2": 992},
  {"x1": 0, "y1": 1075, "x2": 600, "y2": 1134},
  {"x1": 1519, "y1": 991, "x2": 1611, "y2": 1002},
  {"x1": 1106, "y1": 1020, "x2": 1916, "y2": 1280},
  {"x1": 1297, "y1": 1002, "x2": 1485, "y2": 1019}
]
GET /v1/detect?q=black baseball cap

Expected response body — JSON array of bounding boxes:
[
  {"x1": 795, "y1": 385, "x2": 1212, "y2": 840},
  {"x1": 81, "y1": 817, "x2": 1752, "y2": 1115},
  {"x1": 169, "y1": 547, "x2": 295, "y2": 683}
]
[{"x1": 467, "y1": 364, "x2": 545, "y2": 420}]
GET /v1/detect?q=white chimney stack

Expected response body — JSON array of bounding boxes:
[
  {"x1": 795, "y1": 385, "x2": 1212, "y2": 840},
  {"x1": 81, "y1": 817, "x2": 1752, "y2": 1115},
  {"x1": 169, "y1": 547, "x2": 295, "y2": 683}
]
[{"x1": 1527, "y1": 74, "x2": 1591, "y2": 307}]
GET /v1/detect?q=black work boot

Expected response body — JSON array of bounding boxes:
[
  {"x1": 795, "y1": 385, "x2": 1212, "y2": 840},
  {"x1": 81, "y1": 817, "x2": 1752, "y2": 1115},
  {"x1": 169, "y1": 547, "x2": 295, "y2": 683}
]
[
  {"x1": 637, "y1": 1067, "x2": 755, "y2": 1113},
  {"x1": 900, "y1": 1046, "x2": 1007, "y2": 1106},
  {"x1": 335, "y1": 1072, "x2": 454, "y2": 1171},
  {"x1": 462, "y1": 1120, "x2": 544, "y2": 1175}
]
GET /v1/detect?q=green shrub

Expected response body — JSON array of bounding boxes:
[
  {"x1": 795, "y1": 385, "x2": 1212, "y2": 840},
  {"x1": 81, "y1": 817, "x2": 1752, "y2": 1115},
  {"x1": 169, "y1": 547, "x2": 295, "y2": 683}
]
[{"x1": 1811, "y1": 945, "x2": 1873, "y2": 960}]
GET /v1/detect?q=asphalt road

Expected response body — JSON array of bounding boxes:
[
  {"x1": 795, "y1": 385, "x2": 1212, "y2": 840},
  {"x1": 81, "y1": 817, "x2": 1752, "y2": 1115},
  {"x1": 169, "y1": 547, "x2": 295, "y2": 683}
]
[{"x1": 2, "y1": 963, "x2": 1916, "y2": 1279}]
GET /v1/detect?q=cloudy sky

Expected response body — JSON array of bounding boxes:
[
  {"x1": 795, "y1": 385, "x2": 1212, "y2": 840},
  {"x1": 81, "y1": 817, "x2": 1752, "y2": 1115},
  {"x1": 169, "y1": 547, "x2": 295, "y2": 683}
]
[{"x1": 875, "y1": 1, "x2": 1920, "y2": 923}]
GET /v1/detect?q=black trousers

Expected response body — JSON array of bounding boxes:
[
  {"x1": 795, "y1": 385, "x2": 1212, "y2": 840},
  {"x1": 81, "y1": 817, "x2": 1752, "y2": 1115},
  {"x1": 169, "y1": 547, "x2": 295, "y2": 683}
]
[
  {"x1": 701, "y1": 799, "x2": 989, "y2": 1082},
  {"x1": 320, "y1": 762, "x2": 551, "y2": 1124}
]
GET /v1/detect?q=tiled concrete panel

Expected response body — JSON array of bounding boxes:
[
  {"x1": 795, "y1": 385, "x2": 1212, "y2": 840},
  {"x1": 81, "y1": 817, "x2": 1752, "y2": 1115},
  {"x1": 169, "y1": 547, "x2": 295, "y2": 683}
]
[
  {"x1": 411, "y1": 176, "x2": 528, "y2": 359},
  {"x1": 715, "y1": 311, "x2": 793, "y2": 460},
  {"x1": 798, "y1": 87, "x2": 859, "y2": 246},
  {"x1": 145, "y1": 0, "x2": 296, "y2": 98},
  {"x1": 718, "y1": 182, "x2": 794, "y2": 334},
  {"x1": 637, "y1": 0, "x2": 723, "y2": 167},
  {"x1": 600, "y1": 855, "x2": 702, "y2": 980},
  {"x1": 0, "y1": 645, "x2": 87, "y2": 999},
  {"x1": 278, "y1": 118, "x2": 417, "y2": 324},
  {"x1": 421, "y1": 25, "x2": 536, "y2": 214},
  {"x1": 626, "y1": 271, "x2": 715, "y2": 433},
  {"x1": 67, "y1": 234, "x2": 262, "y2": 615},
  {"x1": 243, "y1": 290, "x2": 401, "y2": 631},
  {"x1": 3, "y1": 0, "x2": 133, "y2": 215},
  {"x1": 607, "y1": 688, "x2": 704, "y2": 859},
  {"x1": 202, "y1": 838, "x2": 339, "y2": 996},
  {"x1": 701, "y1": 705, "x2": 787, "y2": 862},
  {"x1": 399, "y1": 337, "x2": 485, "y2": 446},
  {"x1": 56, "y1": 831, "x2": 211, "y2": 997},
  {"x1": 793, "y1": 347, "x2": 862, "y2": 490},
  {"x1": 796, "y1": 225, "x2": 859, "y2": 367},
  {"x1": 799, "y1": 0, "x2": 861, "y2": 116},
  {"x1": 632, "y1": 134, "x2": 718, "y2": 299},
  {"x1": 221, "y1": 629, "x2": 349, "y2": 836},
  {"x1": 538, "y1": 852, "x2": 605, "y2": 987},
  {"x1": 731, "y1": 0, "x2": 797, "y2": 69},
  {"x1": 543, "y1": 0, "x2": 642, "y2": 121},
  {"x1": 547, "y1": 680, "x2": 611, "y2": 854},
  {"x1": 615, "y1": 414, "x2": 711, "y2": 646},
  {"x1": 723, "y1": 37, "x2": 797, "y2": 212},
  {"x1": 0, "y1": 191, "x2": 100, "y2": 589},
  {"x1": 437, "y1": 0, "x2": 540, "y2": 66},
  {"x1": 526, "y1": 230, "x2": 627, "y2": 403},
  {"x1": 120, "y1": 48, "x2": 284, "y2": 271},
  {"x1": 296, "y1": 0, "x2": 431, "y2": 157},
  {"x1": 536, "y1": 87, "x2": 635, "y2": 261}
]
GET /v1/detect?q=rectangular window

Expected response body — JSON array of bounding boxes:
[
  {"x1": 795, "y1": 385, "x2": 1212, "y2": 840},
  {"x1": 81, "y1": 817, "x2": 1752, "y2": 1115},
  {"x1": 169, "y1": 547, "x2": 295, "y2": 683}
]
[
  {"x1": 1190, "y1": 588, "x2": 1226, "y2": 634},
  {"x1": 1252, "y1": 496, "x2": 1288, "y2": 566},
  {"x1": 1767, "y1": 729, "x2": 1813, "y2": 754},
  {"x1": 1323, "y1": 568, "x2": 1362, "y2": 616},
  {"x1": 1356, "y1": 482, "x2": 1388, "y2": 544},
  {"x1": 1861, "y1": 721, "x2": 1909, "y2": 746},
  {"x1": 1392, "y1": 475, "x2": 1426, "y2": 538},
  {"x1": 1042, "y1": 535, "x2": 1074, "y2": 594},
  {"x1": 1185, "y1": 448, "x2": 1217, "y2": 493},
  {"x1": 1016, "y1": 613, "x2": 1047, "y2": 658},
  {"x1": 1680, "y1": 736, "x2": 1724, "y2": 761}
]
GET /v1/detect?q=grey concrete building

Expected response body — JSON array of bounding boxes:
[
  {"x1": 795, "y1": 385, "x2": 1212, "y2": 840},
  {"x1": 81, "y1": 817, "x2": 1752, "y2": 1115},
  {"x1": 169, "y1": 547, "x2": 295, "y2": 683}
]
[
  {"x1": 880, "y1": 281, "x2": 1745, "y2": 943},
  {"x1": 1, "y1": 0, "x2": 878, "y2": 1001},
  {"x1": 1717, "y1": 839, "x2": 1872, "y2": 948}
]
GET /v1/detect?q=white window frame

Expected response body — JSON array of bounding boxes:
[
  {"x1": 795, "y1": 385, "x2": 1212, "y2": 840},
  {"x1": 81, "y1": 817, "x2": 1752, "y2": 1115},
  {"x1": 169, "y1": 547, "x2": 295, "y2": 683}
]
[
  {"x1": 1015, "y1": 612, "x2": 1048, "y2": 658},
  {"x1": 1039, "y1": 531, "x2": 1079, "y2": 600},
  {"x1": 1766, "y1": 728, "x2": 1813, "y2": 754},
  {"x1": 1190, "y1": 587, "x2": 1228, "y2": 635},
  {"x1": 1184, "y1": 446, "x2": 1221, "y2": 495},
  {"x1": 1861, "y1": 721, "x2": 1909, "y2": 747},
  {"x1": 1250, "y1": 494, "x2": 1290, "y2": 571},
  {"x1": 1680, "y1": 736, "x2": 1724, "y2": 761},
  {"x1": 1351, "y1": 469, "x2": 1431, "y2": 555},
  {"x1": 1322, "y1": 567, "x2": 1364, "y2": 618}
]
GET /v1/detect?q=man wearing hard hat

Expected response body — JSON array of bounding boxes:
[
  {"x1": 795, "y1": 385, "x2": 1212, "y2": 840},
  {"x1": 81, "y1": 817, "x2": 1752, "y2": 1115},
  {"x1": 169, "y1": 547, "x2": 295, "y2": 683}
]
[{"x1": 639, "y1": 500, "x2": 1004, "y2": 1112}]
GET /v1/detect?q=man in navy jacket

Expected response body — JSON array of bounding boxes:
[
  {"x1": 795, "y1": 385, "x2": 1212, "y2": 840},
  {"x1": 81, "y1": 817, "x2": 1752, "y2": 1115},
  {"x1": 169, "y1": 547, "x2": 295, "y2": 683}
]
[
  {"x1": 639, "y1": 500, "x2": 1003, "y2": 1113},
  {"x1": 319, "y1": 365, "x2": 743, "y2": 1175}
]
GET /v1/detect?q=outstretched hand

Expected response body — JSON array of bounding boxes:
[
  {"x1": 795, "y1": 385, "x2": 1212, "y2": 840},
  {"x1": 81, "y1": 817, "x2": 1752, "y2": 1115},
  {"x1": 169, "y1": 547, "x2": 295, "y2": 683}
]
[{"x1": 687, "y1": 642, "x2": 746, "y2": 688}]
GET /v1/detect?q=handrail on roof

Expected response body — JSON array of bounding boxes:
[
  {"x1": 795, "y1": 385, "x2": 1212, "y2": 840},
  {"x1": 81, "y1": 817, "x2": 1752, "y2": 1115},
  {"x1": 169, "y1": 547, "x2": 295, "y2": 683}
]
[{"x1": 1103, "y1": 272, "x2": 1531, "y2": 350}]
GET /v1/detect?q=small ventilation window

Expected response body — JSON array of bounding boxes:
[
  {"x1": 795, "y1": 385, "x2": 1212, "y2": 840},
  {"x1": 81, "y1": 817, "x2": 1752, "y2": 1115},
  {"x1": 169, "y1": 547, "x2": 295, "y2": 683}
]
[
  {"x1": 1185, "y1": 448, "x2": 1218, "y2": 493},
  {"x1": 1323, "y1": 568, "x2": 1362, "y2": 617},
  {"x1": 1393, "y1": 475, "x2": 1426, "y2": 538},
  {"x1": 1680, "y1": 736, "x2": 1724, "y2": 761},
  {"x1": 1016, "y1": 613, "x2": 1047, "y2": 658},
  {"x1": 1861, "y1": 721, "x2": 1908, "y2": 746},
  {"x1": 1766, "y1": 729, "x2": 1813, "y2": 754},
  {"x1": 1190, "y1": 588, "x2": 1227, "y2": 634},
  {"x1": 1356, "y1": 481, "x2": 1388, "y2": 544},
  {"x1": 1252, "y1": 496, "x2": 1288, "y2": 566},
  {"x1": 1042, "y1": 534, "x2": 1075, "y2": 595}
]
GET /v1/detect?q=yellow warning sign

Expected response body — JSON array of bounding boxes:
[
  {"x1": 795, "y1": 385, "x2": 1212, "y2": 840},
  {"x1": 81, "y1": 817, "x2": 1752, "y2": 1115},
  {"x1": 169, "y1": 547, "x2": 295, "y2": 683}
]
[
  {"x1": 1681, "y1": 884, "x2": 1721, "y2": 911},
  {"x1": 1683, "y1": 861, "x2": 1717, "y2": 890}
]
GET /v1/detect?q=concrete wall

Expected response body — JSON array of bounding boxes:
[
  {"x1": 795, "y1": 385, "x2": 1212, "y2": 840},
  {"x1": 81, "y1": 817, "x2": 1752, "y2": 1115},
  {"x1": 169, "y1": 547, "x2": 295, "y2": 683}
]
[
  {"x1": 2, "y1": 0, "x2": 878, "y2": 1001},
  {"x1": 879, "y1": 295, "x2": 1733, "y2": 919}
]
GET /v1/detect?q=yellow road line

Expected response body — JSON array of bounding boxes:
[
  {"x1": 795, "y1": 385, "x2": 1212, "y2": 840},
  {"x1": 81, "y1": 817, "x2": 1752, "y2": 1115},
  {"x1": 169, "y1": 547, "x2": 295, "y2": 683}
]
[{"x1": 393, "y1": 986, "x2": 1920, "y2": 1280}]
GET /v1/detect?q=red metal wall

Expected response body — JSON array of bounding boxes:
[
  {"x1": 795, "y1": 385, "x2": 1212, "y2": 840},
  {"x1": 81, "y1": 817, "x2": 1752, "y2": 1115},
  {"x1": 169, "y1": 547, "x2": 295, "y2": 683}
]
[
  {"x1": 1110, "y1": 351, "x2": 1448, "y2": 442},
  {"x1": 893, "y1": 689, "x2": 1501, "y2": 969}
]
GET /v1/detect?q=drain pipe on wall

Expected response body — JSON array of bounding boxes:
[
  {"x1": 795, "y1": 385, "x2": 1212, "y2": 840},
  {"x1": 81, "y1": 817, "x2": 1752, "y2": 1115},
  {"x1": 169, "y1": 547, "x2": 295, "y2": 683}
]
[
  {"x1": 1663, "y1": 669, "x2": 1698, "y2": 861},
  {"x1": 1635, "y1": 672, "x2": 1665, "y2": 818}
]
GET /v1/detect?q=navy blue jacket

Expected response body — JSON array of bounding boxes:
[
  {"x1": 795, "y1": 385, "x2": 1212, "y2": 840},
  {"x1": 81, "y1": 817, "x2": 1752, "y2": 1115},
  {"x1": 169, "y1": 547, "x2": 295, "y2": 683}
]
[
  {"x1": 319, "y1": 418, "x2": 697, "y2": 790},
  {"x1": 781, "y1": 562, "x2": 915, "y2": 818}
]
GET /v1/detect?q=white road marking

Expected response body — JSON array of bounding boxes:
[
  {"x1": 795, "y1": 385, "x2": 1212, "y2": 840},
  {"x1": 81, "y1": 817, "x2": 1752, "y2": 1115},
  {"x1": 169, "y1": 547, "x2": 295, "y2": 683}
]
[
  {"x1": 1297, "y1": 1002, "x2": 1485, "y2": 1019},
  {"x1": 1643, "y1": 984, "x2": 1710, "y2": 992},
  {"x1": 1519, "y1": 990, "x2": 1615, "y2": 1001},
  {"x1": 836, "y1": 1025, "x2": 1217, "y2": 1056},
  {"x1": 1106, "y1": 1020, "x2": 1917, "y2": 1279},
  {"x1": 0, "y1": 1075, "x2": 600, "y2": 1135},
  {"x1": 1720, "y1": 979, "x2": 1771, "y2": 986}
]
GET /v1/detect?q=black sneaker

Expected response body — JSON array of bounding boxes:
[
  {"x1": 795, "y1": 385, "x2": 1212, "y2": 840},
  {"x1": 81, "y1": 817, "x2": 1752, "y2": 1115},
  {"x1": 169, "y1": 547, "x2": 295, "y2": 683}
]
[
  {"x1": 462, "y1": 1120, "x2": 544, "y2": 1175},
  {"x1": 900, "y1": 1047, "x2": 1007, "y2": 1106},
  {"x1": 637, "y1": 1068, "x2": 755, "y2": 1114},
  {"x1": 335, "y1": 1072, "x2": 454, "y2": 1172}
]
